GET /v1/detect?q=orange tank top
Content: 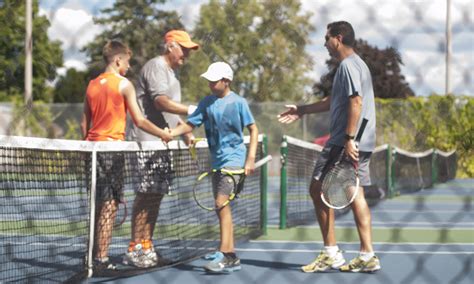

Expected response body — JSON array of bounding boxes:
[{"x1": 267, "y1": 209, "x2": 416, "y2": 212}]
[{"x1": 85, "y1": 72, "x2": 128, "y2": 141}]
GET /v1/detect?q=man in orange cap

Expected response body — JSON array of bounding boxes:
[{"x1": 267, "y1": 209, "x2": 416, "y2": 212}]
[{"x1": 124, "y1": 30, "x2": 199, "y2": 268}]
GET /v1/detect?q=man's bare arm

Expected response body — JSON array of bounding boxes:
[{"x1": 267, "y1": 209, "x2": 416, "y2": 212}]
[{"x1": 154, "y1": 95, "x2": 190, "y2": 115}]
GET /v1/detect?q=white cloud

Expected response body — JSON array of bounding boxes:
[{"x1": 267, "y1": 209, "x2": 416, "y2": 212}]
[
  {"x1": 47, "y1": 7, "x2": 103, "y2": 51},
  {"x1": 56, "y1": 59, "x2": 88, "y2": 77}
]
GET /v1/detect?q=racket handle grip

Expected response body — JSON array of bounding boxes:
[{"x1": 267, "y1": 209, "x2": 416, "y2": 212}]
[
  {"x1": 254, "y1": 155, "x2": 272, "y2": 168},
  {"x1": 355, "y1": 118, "x2": 369, "y2": 142}
]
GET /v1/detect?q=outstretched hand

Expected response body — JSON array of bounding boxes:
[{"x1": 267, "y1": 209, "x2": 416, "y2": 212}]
[{"x1": 277, "y1": 105, "x2": 301, "y2": 124}]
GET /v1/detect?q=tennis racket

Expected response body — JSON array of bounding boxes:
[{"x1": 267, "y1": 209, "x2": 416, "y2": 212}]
[
  {"x1": 192, "y1": 154, "x2": 272, "y2": 212},
  {"x1": 321, "y1": 118, "x2": 368, "y2": 209}
]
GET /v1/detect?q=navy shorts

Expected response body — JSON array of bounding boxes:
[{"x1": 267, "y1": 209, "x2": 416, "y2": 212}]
[{"x1": 312, "y1": 145, "x2": 372, "y2": 186}]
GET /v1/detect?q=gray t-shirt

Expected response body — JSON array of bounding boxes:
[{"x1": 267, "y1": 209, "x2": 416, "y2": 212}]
[
  {"x1": 327, "y1": 53, "x2": 376, "y2": 152},
  {"x1": 130, "y1": 56, "x2": 181, "y2": 141}
]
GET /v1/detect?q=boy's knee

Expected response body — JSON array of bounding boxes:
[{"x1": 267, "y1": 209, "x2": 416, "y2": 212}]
[{"x1": 309, "y1": 180, "x2": 321, "y2": 200}]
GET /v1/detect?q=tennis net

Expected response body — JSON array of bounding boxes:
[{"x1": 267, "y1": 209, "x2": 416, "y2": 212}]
[
  {"x1": 279, "y1": 136, "x2": 457, "y2": 228},
  {"x1": 0, "y1": 134, "x2": 267, "y2": 282}
]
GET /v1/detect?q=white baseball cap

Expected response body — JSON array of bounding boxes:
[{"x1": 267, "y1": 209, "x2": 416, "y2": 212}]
[{"x1": 200, "y1": 62, "x2": 233, "y2": 82}]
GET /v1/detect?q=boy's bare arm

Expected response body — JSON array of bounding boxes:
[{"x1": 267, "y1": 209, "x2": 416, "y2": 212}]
[
  {"x1": 81, "y1": 98, "x2": 91, "y2": 140},
  {"x1": 122, "y1": 81, "x2": 172, "y2": 142},
  {"x1": 245, "y1": 123, "x2": 259, "y2": 175},
  {"x1": 170, "y1": 122, "x2": 194, "y2": 137}
]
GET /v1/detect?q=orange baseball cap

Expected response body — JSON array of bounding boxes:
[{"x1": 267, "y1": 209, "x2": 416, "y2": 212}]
[{"x1": 165, "y1": 30, "x2": 199, "y2": 50}]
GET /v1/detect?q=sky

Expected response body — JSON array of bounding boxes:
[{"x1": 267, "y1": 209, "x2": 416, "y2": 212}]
[{"x1": 39, "y1": 0, "x2": 473, "y2": 96}]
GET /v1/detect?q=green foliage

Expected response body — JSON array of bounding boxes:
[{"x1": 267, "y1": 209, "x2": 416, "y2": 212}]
[
  {"x1": 82, "y1": 0, "x2": 183, "y2": 82},
  {"x1": 376, "y1": 96, "x2": 474, "y2": 177},
  {"x1": 314, "y1": 39, "x2": 415, "y2": 98},
  {"x1": 54, "y1": 69, "x2": 88, "y2": 103},
  {"x1": 0, "y1": 0, "x2": 63, "y2": 102},
  {"x1": 7, "y1": 98, "x2": 56, "y2": 137},
  {"x1": 182, "y1": 0, "x2": 314, "y2": 102},
  {"x1": 63, "y1": 119, "x2": 82, "y2": 140}
]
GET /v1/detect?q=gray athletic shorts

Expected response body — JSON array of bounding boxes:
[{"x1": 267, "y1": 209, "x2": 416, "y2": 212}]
[
  {"x1": 212, "y1": 167, "x2": 243, "y2": 197},
  {"x1": 134, "y1": 150, "x2": 174, "y2": 194},
  {"x1": 312, "y1": 145, "x2": 372, "y2": 186}
]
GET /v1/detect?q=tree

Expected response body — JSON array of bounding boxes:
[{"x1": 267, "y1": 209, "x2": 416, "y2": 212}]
[
  {"x1": 0, "y1": 0, "x2": 63, "y2": 102},
  {"x1": 53, "y1": 68, "x2": 88, "y2": 103},
  {"x1": 82, "y1": 0, "x2": 184, "y2": 82},
  {"x1": 313, "y1": 39, "x2": 415, "y2": 98},
  {"x1": 181, "y1": 0, "x2": 314, "y2": 102}
]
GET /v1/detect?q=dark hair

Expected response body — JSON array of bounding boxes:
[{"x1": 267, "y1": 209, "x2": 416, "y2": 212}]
[
  {"x1": 327, "y1": 21, "x2": 356, "y2": 47},
  {"x1": 102, "y1": 40, "x2": 132, "y2": 63}
]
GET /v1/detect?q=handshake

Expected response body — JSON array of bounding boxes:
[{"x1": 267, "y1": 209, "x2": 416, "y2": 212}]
[{"x1": 160, "y1": 124, "x2": 195, "y2": 145}]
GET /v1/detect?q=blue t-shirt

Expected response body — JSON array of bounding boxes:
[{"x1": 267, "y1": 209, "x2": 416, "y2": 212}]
[
  {"x1": 187, "y1": 91, "x2": 255, "y2": 169},
  {"x1": 327, "y1": 53, "x2": 376, "y2": 152}
]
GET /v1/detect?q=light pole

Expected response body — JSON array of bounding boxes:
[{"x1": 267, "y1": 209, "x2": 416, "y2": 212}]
[
  {"x1": 445, "y1": 0, "x2": 452, "y2": 95},
  {"x1": 25, "y1": 0, "x2": 33, "y2": 107}
]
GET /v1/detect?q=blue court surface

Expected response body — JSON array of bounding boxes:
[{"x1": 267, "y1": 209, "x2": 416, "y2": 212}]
[{"x1": 86, "y1": 179, "x2": 473, "y2": 284}]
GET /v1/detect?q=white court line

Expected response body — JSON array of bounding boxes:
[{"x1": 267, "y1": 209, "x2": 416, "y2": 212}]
[
  {"x1": 346, "y1": 221, "x2": 474, "y2": 226},
  {"x1": 370, "y1": 209, "x2": 473, "y2": 213},
  {"x1": 289, "y1": 221, "x2": 474, "y2": 226},
  {"x1": 250, "y1": 240, "x2": 474, "y2": 246},
  {"x1": 235, "y1": 248, "x2": 474, "y2": 255}
]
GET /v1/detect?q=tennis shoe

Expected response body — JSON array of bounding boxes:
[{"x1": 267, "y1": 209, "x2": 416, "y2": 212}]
[
  {"x1": 93, "y1": 257, "x2": 118, "y2": 274},
  {"x1": 143, "y1": 246, "x2": 158, "y2": 263},
  {"x1": 340, "y1": 255, "x2": 381, "y2": 273},
  {"x1": 301, "y1": 250, "x2": 345, "y2": 273},
  {"x1": 203, "y1": 251, "x2": 220, "y2": 260},
  {"x1": 204, "y1": 252, "x2": 241, "y2": 273},
  {"x1": 123, "y1": 244, "x2": 156, "y2": 268}
]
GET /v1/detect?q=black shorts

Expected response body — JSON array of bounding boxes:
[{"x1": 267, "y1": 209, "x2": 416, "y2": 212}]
[
  {"x1": 312, "y1": 145, "x2": 372, "y2": 186},
  {"x1": 95, "y1": 152, "x2": 125, "y2": 202}
]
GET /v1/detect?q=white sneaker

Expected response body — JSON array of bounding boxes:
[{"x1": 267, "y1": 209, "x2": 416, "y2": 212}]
[
  {"x1": 301, "y1": 250, "x2": 345, "y2": 272},
  {"x1": 123, "y1": 244, "x2": 156, "y2": 268},
  {"x1": 143, "y1": 247, "x2": 158, "y2": 263}
]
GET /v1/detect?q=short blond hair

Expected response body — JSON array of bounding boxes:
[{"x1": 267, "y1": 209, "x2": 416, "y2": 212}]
[{"x1": 102, "y1": 40, "x2": 132, "y2": 63}]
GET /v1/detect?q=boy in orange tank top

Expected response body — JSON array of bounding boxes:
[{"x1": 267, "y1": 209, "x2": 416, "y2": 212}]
[{"x1": 81, "y1": 40, "x2": 172, "y2": 274}]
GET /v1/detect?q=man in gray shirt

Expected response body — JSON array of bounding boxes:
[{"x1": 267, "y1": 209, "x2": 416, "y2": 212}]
[
  {"x1": 278, "y1": 21, "x2": 380, "y2": 273},
  {"x1": 124, "y1": 30, "x2": 199, "y2": 268}
]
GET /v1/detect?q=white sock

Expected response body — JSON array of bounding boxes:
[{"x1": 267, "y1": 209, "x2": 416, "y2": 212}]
[
  {"x1": 359, "y1": 251, "x2": 375, "y2": 262},
  {"x1": 95, "y1": 257, "x2": 109, "y2": 263},
  {"x1": 324, "y1": 246, "x2": 339, "y2": 258}
]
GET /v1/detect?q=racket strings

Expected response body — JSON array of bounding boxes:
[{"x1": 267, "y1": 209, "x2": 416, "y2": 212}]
[{"x1": 322, "y1": 163, "x2": 359, "y2": 208}]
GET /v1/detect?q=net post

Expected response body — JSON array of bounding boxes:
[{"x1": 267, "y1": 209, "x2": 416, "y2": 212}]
[
  {"x1": 386, "y1": 144, "x2": 394, "y2": 198},
  {"x1": 260, "y1": 134, "x2": 268, "y2": 235},
  {"x1": 432, "y1": 149, "x2": 439, "y2": 184},
  {"x1": 390, "y1": 146, "x2": 400, "y2": 197},
  {"x1": 279, "y1": 136, "x2": 288, "y2": 229},
  {"x1": 86, "y1": 148, "x2": 97, "y2": 278}
]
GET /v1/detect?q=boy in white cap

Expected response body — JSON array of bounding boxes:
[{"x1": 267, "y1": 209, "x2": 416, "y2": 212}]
[{"x1": 170, "y1": 62, "x2": 259, "y2": 273}]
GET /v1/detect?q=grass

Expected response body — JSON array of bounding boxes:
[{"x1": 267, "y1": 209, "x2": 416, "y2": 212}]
[{"x1": 258, "y1": 227, "x2": 474, "y2": 244}]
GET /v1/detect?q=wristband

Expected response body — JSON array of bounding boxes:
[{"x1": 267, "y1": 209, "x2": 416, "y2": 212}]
[
  {"x1": 345, "y1": 134, "x2": 355, "y2": 140},
  {"x1": 188, "y1": 105, "x2": 197, "y2": 115}
]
